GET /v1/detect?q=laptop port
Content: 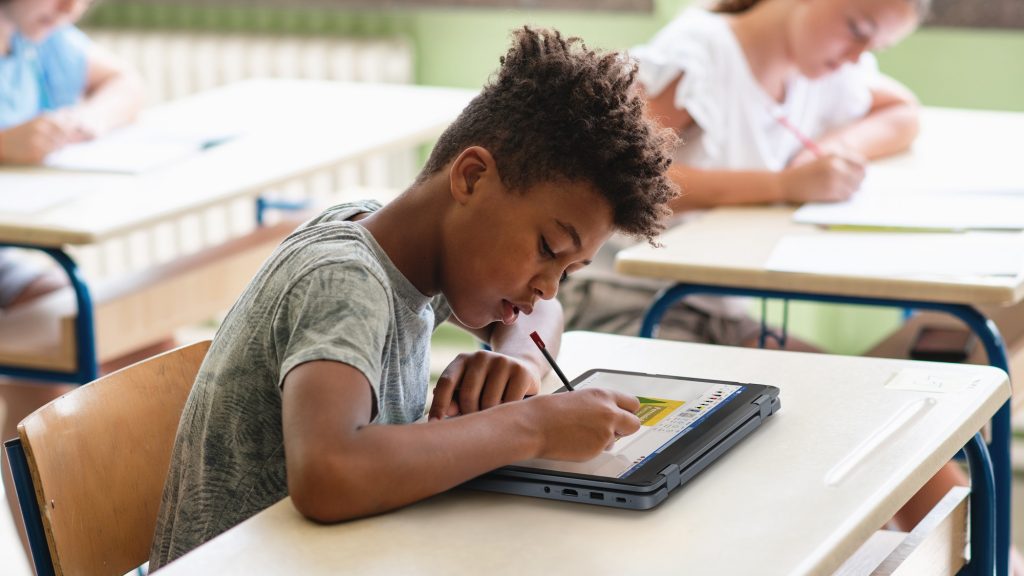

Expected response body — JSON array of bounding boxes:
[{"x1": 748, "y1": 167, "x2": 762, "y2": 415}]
[
  {"x1": 561, "y1": 488, "x2": 578, "y2": 497},
  {"x1": 589, "y1": 492, "x2": 604, "y2": 500}
]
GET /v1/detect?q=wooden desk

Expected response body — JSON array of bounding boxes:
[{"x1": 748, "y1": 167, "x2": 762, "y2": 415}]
[
  {"x1": 0, "y1": 79, "x2": 475, "y2": 382},
  {"x1": 156, "y1": 332, "x2": 1009, "y2": 576},
  {"x1": 615, "y1": 106, "x2": 1024, "y2": 575}
]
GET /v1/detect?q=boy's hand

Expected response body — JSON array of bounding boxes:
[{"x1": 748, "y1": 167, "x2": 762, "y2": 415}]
[
  {"x1": 428, "y1": 350, "x2": 542, "y2": 420},
  {"x1": 529, "y1": 388, "x2": 642, "y2": 461},
  {"x1": 778, "y1": 152, "x2": 866, "y2": 204}
]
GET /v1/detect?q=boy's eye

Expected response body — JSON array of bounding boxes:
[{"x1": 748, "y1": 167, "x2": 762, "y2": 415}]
[
  {"x1": 540, "y1": 236, "x2": 556, "y2": 259},
  {"x1": 559, "y1": 270, "x2": 569, "y2": 283}
]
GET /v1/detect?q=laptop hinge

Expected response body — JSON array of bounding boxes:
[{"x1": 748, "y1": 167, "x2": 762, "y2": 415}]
[
  {"x1": 753, "y1": 394, "x2": 774, "y2": 419},
  {"x1": 658, "y1": 463, "x2": 681, "y2": 491}
]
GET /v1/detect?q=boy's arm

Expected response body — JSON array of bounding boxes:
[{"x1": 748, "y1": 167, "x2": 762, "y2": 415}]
[
  {"x1": 282, "y1": 358, "x2": 640, "y2": 522},
  {"x1": 429, "y1": 298, "x2": 563, "y2": 419}
]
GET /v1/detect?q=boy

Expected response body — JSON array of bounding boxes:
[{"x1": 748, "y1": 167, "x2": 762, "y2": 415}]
[{"x1": 149, "y1": 26, "x2": 678, "y2": 570}]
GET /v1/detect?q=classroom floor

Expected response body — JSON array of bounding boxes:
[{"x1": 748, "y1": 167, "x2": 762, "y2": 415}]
[{"x1": 1, "y1": 327, "x2": 1022, "y2": 576}]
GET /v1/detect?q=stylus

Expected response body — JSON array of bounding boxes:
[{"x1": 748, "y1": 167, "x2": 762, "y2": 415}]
[{"x1": 529, "y1": 331, "x2": 574, "y2": 391}]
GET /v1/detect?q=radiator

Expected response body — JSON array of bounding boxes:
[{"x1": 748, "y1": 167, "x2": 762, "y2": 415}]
[
  {"x1": 84, "y1": 30, "x2": 415, "y2": 103},
  {"x1": 64, "y1": 30, "x2": 418, "y2": 280}
]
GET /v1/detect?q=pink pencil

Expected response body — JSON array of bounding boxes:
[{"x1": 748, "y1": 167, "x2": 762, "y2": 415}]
[{"x1": 775, "y1": 114, "x2": 824, "y2": 158}]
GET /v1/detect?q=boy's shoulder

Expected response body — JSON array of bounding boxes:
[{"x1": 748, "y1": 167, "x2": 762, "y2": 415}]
[{"x1": 272, "y1": 200, "x2": 394, "y2": 291}]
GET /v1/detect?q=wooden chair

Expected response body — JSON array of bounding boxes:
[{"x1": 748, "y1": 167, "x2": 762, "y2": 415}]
[{"x1": 3, "y1": 340, "x2": 211, "y2": 576}]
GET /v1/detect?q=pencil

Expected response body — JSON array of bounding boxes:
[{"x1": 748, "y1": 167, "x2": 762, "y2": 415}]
[
  {"x1": 775, "y1": 114, "x2": 824, "y2": 158},
  {"x1": 529, "y1": 331, "x2": 574, "y2": 391}
]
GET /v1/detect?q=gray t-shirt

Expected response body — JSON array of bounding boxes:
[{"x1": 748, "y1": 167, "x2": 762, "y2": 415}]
[{"x1": 149, "y1": 200, "x2": 450, "y2": 570}]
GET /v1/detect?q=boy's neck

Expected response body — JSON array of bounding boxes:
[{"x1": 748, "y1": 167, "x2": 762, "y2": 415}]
[
  {"x1": 356, "y1": 177, "x2": 448, "y2": 297},
  {"x1": 727, "y1": 0, "x2": 800, "y2": 103}
]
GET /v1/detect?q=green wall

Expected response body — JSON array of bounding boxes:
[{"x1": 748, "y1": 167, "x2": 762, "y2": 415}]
[{"x1": 83, "y1": 2, "x2": 1024, "y2": 353}]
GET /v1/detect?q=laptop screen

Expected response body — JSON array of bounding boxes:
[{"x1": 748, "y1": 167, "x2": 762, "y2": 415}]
[{"x1": 515, "y1": 371, "x2": 745, "y2": 479}]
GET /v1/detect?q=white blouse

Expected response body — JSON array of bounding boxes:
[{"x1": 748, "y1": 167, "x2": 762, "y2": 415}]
[{"x1": 630, "y1": 7, "x2": 878, "y2": 171}]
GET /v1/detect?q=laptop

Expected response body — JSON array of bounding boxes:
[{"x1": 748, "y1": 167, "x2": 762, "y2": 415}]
[{"x1": 464, "y1": 368, "x2": 780, "y2": 510}]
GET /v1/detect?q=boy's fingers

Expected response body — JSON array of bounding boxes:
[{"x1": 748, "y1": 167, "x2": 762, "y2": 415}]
[
  {"x1": 614, "y1": 391, "x2": 641, "y2": 413},
  {"x1": 501, "y1": 370, "x2": 534, "y2": 403},
  {"x1": 428, "y1": 362, "x2": 466, "y2": 420},
  {"x1": 456, "y1": 358, "x2": 489, "y2": 414},
  {"x1": 479, "y1": 363, "x2": 511, "y2": 410}
]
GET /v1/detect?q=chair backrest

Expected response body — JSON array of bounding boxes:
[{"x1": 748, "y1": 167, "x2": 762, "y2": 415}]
[{"x1": 17, "y1": 340, "x2": 211, "y2": 576}]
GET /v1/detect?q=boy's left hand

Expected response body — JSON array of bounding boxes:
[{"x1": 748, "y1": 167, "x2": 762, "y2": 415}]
[{"x1": 428, "y1": 350, "x2": 541, "y2": 420}]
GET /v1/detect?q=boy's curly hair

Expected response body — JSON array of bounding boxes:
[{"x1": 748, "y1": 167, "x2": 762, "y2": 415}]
[{"x1": 418, "y1": 26, "x2": 679, "y2": 244}]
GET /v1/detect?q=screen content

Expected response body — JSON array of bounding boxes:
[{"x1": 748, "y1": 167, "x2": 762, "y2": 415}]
[{"x1": 516, "y1": 371, "x2": 744, "y2": 478}]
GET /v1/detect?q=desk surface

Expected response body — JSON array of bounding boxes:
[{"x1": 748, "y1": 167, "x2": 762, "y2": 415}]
[
  {"x1": 0, "y1": 79, "x2": 475, "y2": 248},
  {"x1": 616, "y1": 107, "x2": 1024, "y2": 307},
  {"x1": 158, "y1": 332, "x2": 1009, "y2": 576}
]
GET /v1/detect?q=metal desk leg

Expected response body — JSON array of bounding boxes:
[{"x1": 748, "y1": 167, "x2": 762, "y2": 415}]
[
  {"x1": 0, "y1": 245, "x2": 96, "y2": 384},
  {"x1": 640, "y1": 283, "x2": 1011, "y2": 575},
  {"x1": 962, "y1": 433, "x2": 996, "y2": 576},
  {"x1": 946, "y1": 307, "x2": 1011, "y2": 576}
]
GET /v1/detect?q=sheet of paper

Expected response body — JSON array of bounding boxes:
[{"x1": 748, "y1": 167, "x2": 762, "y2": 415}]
[
  {"x1": 764, "y1": 232, "x2": 1024, "y2": 278},
  {"x1": 0, "y1": 174, "x2": 85, "y2": 214},
  {"x1": 43, "y1": 123, "x2": 238, "y2": 174},
  {"x1": 794, "y1": 191, "x2": 1024, "y2": 231},
  {"x1": 860, "y1": 165, "x2": 1024, "y2": 197}
]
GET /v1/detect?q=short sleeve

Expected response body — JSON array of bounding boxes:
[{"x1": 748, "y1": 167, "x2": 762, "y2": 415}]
[
  {"x1": 273, "y1": 261, "x2": 391, "y2": 394},
  {"x1": 431, "y1": 293, "x2": 451, "y2": 327},
  {"x1": 629, "y1": 10, "x2": 724, "y2": 143},
  {"x1": 36, "y1": 26, "x2": 91, "y2": 110}
]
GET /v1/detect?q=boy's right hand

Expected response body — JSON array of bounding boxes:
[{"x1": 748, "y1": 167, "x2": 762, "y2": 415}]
[
  {"x1": 527, "y1": 388, "x2": 641, "y2": 461},
  {"x1": 778, "y1": 152, "x2": 866, "y2": 204}
]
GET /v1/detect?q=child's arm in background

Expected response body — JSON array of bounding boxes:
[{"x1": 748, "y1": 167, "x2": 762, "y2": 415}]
[
  {"x1": 428, "y1": 298, "x2": 563, "y2": 419},
  {"x1": 789, "y1": 74, "x2": 920, "y2": 168},
  {"x1": 0, "y1": 42, "x2": 143, "y2": 164},
  {"x1": 645, "y1": 73, "x2": 867, "y2": 211},
  {"x1": 281, "y1": 352, "x2": 640, "y2": 523},
  {"x1": 68, "y1": 41, "x2": 144, "y2": 138}
]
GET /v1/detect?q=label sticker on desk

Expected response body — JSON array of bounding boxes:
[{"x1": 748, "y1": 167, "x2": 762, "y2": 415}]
[{"x1": 885, "y1": 369, "x2": 979, "y2": 393}]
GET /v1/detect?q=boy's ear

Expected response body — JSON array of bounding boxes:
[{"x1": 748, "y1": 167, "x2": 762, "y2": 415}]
[{"x1": 449, "y1": 146, "x2": 499, "y2": 205}]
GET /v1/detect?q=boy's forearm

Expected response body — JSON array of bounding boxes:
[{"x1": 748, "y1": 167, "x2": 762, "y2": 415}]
[
  {"x1": 668, "y1": 164, "x2": 784, "y2": 211},
  {"x1": 293, "y1": 400, "x2": 543, "y2": 522}
]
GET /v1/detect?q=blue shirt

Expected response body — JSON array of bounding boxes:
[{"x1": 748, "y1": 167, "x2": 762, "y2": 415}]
[{"x1": 0, "y1": 26, "x2": 90, "y2": 129}]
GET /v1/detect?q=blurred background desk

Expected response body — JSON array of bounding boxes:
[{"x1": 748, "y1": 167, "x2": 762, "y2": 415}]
[
  {"x1": 616, "y1": 106, "x2": 1024, "y2": 576},
  {"x1": 0, "y1": 79, "x2": 474, "y2": 383}
]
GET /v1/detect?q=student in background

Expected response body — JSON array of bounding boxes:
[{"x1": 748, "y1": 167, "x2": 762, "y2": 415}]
[
  {"x1": 0, "y1": 0, "x2": 142, "y2": 164},
  {"x1": 562, "y1": 1, "x2": 1023, "y2": 572},
  {"x1": 561, "y1": 0, "x2": 922, "y2": 348},
  {"x1": 148, "y1": 26, "x2": 678, "y2": 569},
  {"x1": 0, "y1": 0, "x2": 143, "y2": 563}
]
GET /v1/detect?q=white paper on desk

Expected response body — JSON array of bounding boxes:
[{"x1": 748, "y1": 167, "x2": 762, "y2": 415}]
[
  {"x1": 0, "y1": 174, "x2": 84, "y2": 214},
  {"x1": 765, "y1": 232, "x2": 1024, "y2": 278},
  {"x1": 794, "y1": 191, "x2": 1024, "y2": 231},
  {"x1": 860, "y1": 166, "x2": 1024, "y2": 197},
  {"x1": 43, "y1": 123, "x2": 238, "y2": 174}
]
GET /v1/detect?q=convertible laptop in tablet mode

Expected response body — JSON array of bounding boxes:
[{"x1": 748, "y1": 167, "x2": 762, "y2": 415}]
[{"x1": 464, "y1": 368, "x2": 780, "y2": 510}]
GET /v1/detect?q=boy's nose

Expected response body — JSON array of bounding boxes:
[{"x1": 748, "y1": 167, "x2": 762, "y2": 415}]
[{"x1": 532, "y1": 274, "x2": 559, "y2": 301}]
